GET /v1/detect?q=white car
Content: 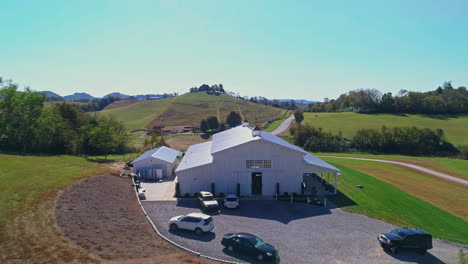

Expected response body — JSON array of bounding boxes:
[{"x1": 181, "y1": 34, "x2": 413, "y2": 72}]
[
  {"x1": 197, "y1": 191, "x2": 219, "y2": 211},
  {"x1": 168, "y1": 213, "x2": 214, "y2": 235},
  {"x1": 224, "y1": 193, "x2": 239, "y2": 209}
]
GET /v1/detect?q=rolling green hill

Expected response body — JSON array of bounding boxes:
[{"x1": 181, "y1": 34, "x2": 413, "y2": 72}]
[
  {"x1": 302, "y1": 112, "x2": 468, "y2": 145},
  {"x1": 98, "y1": 92, "x2": 286, "y2": 130}
]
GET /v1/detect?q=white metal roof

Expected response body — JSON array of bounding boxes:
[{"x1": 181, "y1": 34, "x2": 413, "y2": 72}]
[
  {"x1": 177, "y1": 125, "x2": 341, "y2": 173},
  {"x1": 211, "y1": 125, "x2": 260, "y2": 153},
  {"x1": 175, "y1": 141, "x2": 213, "y2": 172},
  {"x1": 132, "y1": 146, "x2": 181, "y2": 164},
  {"x1": 304, "y1": 153, "x2": 341, "y2": 173}
]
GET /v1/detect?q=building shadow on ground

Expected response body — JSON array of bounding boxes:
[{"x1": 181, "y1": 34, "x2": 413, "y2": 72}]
[
  {"x1": 222, "y1": 248, "x2": 278, "y2": 264},
  {"x1": 176, "y1": 199, "x2": 334, "y2": 224},
  {"x1": 168, "y1": 229, "x2": 216, "y2": 242},
  {"x1": 383, "y1": 247, "x2": 446, "y2": 264},
  {"x1": 325, "y1": 189, "x2": 357, "y2": 208}
]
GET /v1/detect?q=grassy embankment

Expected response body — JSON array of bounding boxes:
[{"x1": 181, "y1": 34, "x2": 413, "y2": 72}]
[
  {"x1": 302, "y1": 112, "x2": 468, "y2": 145},
  {"x1": 263, "y1": 110, "x2": 291, "y2": 132},
  {"x1": 321, "y1": 157, "x2": 468, "y2": 221},
  {"x1": 99, "y1": 92, "x2": 286, "y2": 131},
  {"x1": 323, "y1": 161, "x2": 468, "y2": 244},
  {"x1": 316, "y1": 153, "x2": 468, "y2": 180},
  {"x1": 0, "y1": 154, "x2": 110, "y2": 263}
]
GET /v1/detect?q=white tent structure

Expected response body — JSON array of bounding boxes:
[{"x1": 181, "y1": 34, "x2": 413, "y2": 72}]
[
  {"x1": 175, "y1": 123, "x2": 341, "y2": 196},
  {"x1": 132, "y1": 146, "x2": 181, "y2": 180}
]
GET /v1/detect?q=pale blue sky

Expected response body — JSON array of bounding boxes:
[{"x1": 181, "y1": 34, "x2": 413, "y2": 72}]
[{"x1": 1, "y1": 0, "x2": 467, "y2": 100}]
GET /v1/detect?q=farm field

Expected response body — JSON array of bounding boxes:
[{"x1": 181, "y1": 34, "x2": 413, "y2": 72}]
[
  {"x1": 321, "y1": 157, "x2": 468, "y2": 221},
  {"x1": 324, "y1": 162, "x2": 468, "y2": 244},
  {"x1": 302, "y1": 112, "x2": 468, "y2": 145},
  {"x1": 0, "y1": 154, "x2": 106, "y2": 263},
  {"x1": 99, "y1": 92, "x2": 285, "y2": 131},
  {"x1": 316, "y1": 153, "x2": 468, "y2": 180}
]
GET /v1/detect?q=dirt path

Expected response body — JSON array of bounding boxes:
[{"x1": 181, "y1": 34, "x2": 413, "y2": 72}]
[
  {"x1": 271, "y1": 114, "x2": 294, "y2": 135},
  {"x1": 56, "y1": 175, "x2": 216, "y2": 264},
  {"x1": 319, "y1": 156, "x2": 468, "y2": 186}
]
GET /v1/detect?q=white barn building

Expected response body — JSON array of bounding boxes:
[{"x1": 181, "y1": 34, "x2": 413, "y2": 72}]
[
  {"x1": 132, "y1": 146, "x2": 181, "y2": 179},
  {"x1": 175, "y1": 123, "x2": 341, "y2": 196}
]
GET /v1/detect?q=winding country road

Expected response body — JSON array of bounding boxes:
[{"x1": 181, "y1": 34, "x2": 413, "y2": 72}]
[
  {"x1": 318, "y1": 156, "x2": 468, "y2": 186},
  {"x1": 271, "y1": 116, "x2": 468, "y2": 186},
  {"x1": 271, "y1": 114, "x2": 295, "y2": 135}
]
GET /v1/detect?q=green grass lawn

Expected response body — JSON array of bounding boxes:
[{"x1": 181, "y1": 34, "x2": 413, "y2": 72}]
[
  {"x1": 325, "y1": 162, "x2": 468, "y2": 244},
  {"x1": 0, "y1": 154, "x2": 104, "y2": 223},
  {"x1": 98, "y1": 92, "x2": 285, "y2": 131},
  {"x1": 316, "y1": 152, "x2": 468, "y2": 180},
  {"x1": 303, "y1": 112, "x2": 468, "y2": 145},
  {"x1": 321, "y1": 157, "x2": 468, "y2": 220}
]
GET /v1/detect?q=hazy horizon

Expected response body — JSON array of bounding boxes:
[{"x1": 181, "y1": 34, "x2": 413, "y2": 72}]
[{"x1": 1, "y1": 0, "x2": 467, "y2": 101}]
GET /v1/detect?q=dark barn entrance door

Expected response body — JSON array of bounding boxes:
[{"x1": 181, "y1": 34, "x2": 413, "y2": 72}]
[{"x1": 251, "y1": 172, "x2": 262, "y2": 195}]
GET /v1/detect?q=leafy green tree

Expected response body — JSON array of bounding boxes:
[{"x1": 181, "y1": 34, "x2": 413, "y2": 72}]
[
  {"x1": 207, "y1": 116, "x2": 219, "y2": 130},
  {"x1": 86, "y1": 116, "x2": 128, "y2": 159},
  {"x1": 225, "y1": 111, "x2": 241, "y2": 127},
  {"x1": 0, "y1": 82, "x2": 45, "y2": 152},
  {"x1": 200, "y1": 119, "x2": 209, "y2": 133},
  {"x1": 294, "y1": 109, "x2": 304, "y2": 123}
]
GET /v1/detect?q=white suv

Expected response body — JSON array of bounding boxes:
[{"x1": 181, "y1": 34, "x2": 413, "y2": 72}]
[
  {"x1": 168, "y1": 213, "x2": 214, "y2": 235},
  {"x1": 224, "y1": 193, "x2": 239, "y2": 209}
]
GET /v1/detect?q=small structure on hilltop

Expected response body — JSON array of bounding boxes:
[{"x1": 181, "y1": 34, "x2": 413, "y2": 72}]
[{"x1": 132, "y1": 146, "x2": 181, "y2": 180}]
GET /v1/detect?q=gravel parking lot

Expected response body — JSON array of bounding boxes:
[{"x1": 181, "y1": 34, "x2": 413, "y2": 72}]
[{"x1": 142, "y1": 199, "x2": 462, "y2": 264}]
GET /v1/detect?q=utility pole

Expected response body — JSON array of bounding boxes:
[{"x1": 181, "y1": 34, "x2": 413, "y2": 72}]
[{"x1": 160, "y1": 113, "x2": 164, "y2": 145}]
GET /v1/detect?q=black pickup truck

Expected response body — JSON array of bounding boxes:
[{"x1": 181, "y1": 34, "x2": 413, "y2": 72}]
[{"x1": 378, "y1": 228, "x2": 432, "y2": 254}]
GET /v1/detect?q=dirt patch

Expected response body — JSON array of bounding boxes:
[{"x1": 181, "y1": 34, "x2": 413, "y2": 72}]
[
  {"x1": 166, "y1": 135, "x2": 211, "y2": 151},
  {"x1": 56, "y1": 175, "x2": 215, "y2": 264}
]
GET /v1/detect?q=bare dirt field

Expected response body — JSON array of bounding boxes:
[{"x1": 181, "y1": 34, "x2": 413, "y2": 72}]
[{"x1": 56, "y1": 175, "x2": 215, "y2": 264}]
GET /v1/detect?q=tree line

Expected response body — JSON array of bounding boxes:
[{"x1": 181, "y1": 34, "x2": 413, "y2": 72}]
[
  {"x1": 189, "y1": 84, "x2": 226, "y2": 95},
  {"x1": 290, "y1": 123, "x2": 461, "y2": 157},
  {"x1": 0, "y1": 79, "x2": 130, "y2": 158},
  {"x1": 308, "y1": 82, "x2": 468, "y2": 114}
]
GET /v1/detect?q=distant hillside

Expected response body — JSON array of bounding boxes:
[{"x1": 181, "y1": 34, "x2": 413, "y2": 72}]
[
  {"x1": 40, "y1": 91, "x2": 62, "y2": 98},
  {"x1": 103, "y1": 92, "x2": 130, "y2": 99},
  {"x1": 99, "y1": 92, "x2": 286, "y2": 130},
  {"x1": 64, "y1": 92, "x2": 95, "y2": 101},
  {"x1": 278, "y1": 99, "x2": 320, "y2": 105},
  {"x1": 103, "y1": 98, "x2": 140, "y2": 110}
]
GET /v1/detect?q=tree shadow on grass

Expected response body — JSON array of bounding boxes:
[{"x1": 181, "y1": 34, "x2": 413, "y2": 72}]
[{"x1": 85, "y1": 158, "x2": 118, "y2": 164}]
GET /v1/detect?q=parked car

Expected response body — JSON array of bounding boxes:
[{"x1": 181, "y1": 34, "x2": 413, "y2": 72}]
[
  {"x1": 197, "y1": 191, "x2": 219, "y2": 211},
  {"x1": 221, "y1": 233, "x2": 278, "y2": 261},
  {"x1": 224, "y1": 193, "x2": 240, "y2": 209},
  {"x1": 378, "y1": 228, "x2": 432, "y2": 254},
  {"x1": 168, "y1": 213, "x2": 214, "y2": 235}
]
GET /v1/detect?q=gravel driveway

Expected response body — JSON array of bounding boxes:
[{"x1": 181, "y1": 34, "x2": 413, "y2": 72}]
[{"x1": 142, "y1": 199, "x2": 462, "y2": 264}]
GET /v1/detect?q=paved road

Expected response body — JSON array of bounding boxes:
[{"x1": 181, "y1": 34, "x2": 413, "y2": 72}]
[
  {"x1": 271, "y1": 114, "x2": 294, "y2": 135},
  {"x1": 143, "y1": 200, "x2": 463, "y2": 264},
  {"x1": 319, "y1": 156, "x2": 468, "y2": 186}
]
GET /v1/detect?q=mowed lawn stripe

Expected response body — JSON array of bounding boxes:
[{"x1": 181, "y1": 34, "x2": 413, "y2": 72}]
[
  {"x1": 322, "y1": 157, "x2": 468, "y2": 221},
  {"x1": 326, "y1": 162, "x2": 468, "y2": 244},
  {"x1": 303, "y1": 112, "x2": 468, "y2": 145}
]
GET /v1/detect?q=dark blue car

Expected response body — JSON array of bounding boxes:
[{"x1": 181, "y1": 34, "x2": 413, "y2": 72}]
[{"x1": 221, "y1": 232, "x2": 278, "y2": 261}]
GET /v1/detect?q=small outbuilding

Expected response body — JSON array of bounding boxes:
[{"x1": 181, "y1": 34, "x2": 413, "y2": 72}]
[{"x1": 132, "y1": 146, "x2": 181, "y2": 180}]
